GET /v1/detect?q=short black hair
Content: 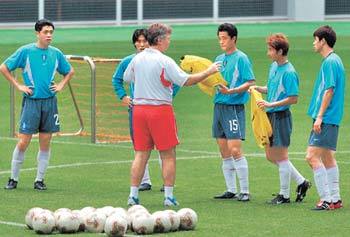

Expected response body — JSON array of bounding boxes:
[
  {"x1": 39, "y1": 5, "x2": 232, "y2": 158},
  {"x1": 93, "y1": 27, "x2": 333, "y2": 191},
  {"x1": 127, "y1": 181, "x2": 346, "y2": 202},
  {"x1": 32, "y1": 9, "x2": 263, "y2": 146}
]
[
  {"x1": 132, "y1": 28, "x2": 148, "y2": 45},
  {"x1": 313, "y1": 25, "x2": 336, "y2": 48},
  {"x1": 217, "y1": 23, "x2": 238, "y2": 39},
  {"x1": 35, "y1": 19, "x2": 55, "y2": 32}
]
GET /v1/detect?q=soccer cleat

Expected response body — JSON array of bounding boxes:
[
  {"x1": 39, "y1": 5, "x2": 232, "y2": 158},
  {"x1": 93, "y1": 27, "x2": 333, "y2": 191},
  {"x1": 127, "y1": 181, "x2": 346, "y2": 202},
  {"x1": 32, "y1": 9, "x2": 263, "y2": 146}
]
[
  {"x1": 295, "y1": 180, "x2": 312, "y2": 202},
  {"x1": 267, "y1": 194, "x2": 290, "y2": 205},
  {"x1": 127, "y1": 196, "x2": 140, "y2": 206},
  {"x1": 330, "y1": 200, "x2": 343, "y2": 209},
  {"x1": 4, "y1": 178, "x2": 18, "y2": 190},
  {"x1": 164, "y1": 197, "x2": 179, "y2": 206},
  {"x1": 160, "y1": 185, "x2": 164, "y2": 192},
  {"x1": 237, "y1": 193, "x2": 250, "y2": 202},
  {"x1": 214, "y1": 191, "x2": 237, "y2": 199},
  {"x1": 139, "y1": 183, "x2": 152, "y2": 191},
  {"x1": 312, "y1": 200, "x2": 332, "y2": 211},
  {"x1": 34, "y1": 180, "x2": 47, "y2": 190}
]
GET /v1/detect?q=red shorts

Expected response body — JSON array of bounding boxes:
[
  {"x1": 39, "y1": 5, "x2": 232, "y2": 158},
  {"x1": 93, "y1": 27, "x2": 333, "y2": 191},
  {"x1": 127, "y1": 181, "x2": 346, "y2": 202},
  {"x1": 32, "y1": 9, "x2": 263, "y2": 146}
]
[{"x1": 132, "y1": 105, "x2": 179, "y2": 151}]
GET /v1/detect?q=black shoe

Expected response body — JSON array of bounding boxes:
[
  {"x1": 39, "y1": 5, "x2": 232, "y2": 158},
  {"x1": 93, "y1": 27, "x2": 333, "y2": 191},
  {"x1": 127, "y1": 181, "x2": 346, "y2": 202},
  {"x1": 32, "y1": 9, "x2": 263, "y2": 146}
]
[
  {"x1": 34, "y1": 180, "x2": 47, "y2": 190},
  {"x1": 4, "y1": 178, "x2": 17, "y2": 190},
  {"x1": 312, "y1": 200, "x2": 332, "y2": 211},
  {"x1": 267, "y1": 194, "x2": 290, "y2": 205},
  {"x1": 295, "y1": 180, "x2": 312, "y2": 202},
  {"x1": 139, "y1": 183, "x2": 151, "y2": 191},
  {"x1": 214, "y1": 191, "x2": 237, "y2": 199},
  {"x1": 160, "y1": 185, "x2": 164, "y2": 192}
]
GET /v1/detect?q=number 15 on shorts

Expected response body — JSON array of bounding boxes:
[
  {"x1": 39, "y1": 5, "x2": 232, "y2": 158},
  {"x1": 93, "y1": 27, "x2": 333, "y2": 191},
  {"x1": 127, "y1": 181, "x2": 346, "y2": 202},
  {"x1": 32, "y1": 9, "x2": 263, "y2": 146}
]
[{"x1": 229, "y1": 119, "x2": 238, "y2": 131}]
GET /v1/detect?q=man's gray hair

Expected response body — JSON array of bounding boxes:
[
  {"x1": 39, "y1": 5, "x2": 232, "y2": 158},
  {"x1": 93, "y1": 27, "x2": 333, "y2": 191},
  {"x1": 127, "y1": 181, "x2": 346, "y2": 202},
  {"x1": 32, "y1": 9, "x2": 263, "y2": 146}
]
[{"x1": 147, "y1": 23, "x2": 172, "y2": 46}]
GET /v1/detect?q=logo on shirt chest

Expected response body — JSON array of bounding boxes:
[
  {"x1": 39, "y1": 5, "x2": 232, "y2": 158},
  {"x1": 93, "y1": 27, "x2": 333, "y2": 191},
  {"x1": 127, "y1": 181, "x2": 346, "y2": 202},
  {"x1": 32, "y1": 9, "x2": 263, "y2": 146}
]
[{"x1": 42, "y1": 54, "x2": 47, "y2": 65}]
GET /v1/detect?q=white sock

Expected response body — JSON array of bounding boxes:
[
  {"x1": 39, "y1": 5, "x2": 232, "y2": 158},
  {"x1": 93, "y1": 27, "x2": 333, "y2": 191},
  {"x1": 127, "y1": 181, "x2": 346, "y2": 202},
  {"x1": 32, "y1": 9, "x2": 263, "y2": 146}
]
[
  {"x1": 277, "y1": 160, "x2": 291, "y2": 198},
  {"x1": 313, "y1": 166, "x2": 331, "y2": 202},
  {"x1": 130, "y1": 186, "x2": 139, "y2": 198},
  {"x1": 35, "y1": 150, "x2": 50, "y2": 182},
  {"x1": 222, "y1": 157, "x2": 237, "y2": 193},
  {"x1": 141, "y1": 163, "x2": 152, "y2": 185},
  {"x1": 326, "y1": 165, "x2": 341, "y2": 202},
  {"x1": 234, "y1": 156, "x2": 249, "y2": 193},
  {"x1": 164, "y1": 186, "x2": 174, "y2": 198},
  {"x1": 288, "y1": 160, "x2": 305, "y2": 185},
  {"x1": 11, "y1": 146, "x2": 25, "y2": 181}
]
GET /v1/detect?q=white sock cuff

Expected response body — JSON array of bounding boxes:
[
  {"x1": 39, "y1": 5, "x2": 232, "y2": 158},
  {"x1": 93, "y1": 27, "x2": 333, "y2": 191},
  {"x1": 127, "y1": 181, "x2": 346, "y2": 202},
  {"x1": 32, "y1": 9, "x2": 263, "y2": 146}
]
[{"x1": 234, "y1": 156, "x2": 247, "y2": 168}]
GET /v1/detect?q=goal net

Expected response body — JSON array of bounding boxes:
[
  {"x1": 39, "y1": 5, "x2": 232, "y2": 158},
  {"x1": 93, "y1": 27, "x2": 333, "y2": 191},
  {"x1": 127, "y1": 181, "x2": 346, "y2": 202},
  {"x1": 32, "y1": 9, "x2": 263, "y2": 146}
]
[{"x1": 10, "y1": 55, "x2": 131, "y2": 143}]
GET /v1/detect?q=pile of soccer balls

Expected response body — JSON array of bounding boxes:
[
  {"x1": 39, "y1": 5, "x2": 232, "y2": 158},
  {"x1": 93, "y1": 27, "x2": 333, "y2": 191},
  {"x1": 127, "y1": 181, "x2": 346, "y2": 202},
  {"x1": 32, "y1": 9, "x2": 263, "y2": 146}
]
[{"x1": 25, "y1": 205, "x2": 198, "y2": 236}]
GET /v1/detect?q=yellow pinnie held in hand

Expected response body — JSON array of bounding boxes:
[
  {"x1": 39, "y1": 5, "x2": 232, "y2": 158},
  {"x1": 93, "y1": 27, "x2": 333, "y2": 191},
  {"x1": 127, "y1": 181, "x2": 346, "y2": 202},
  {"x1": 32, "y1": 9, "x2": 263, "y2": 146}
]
[
  {"x1": 180, "y1": 55, "x2": 227, "y2": 96},
  {"x1": 250, "y1": 88, "x2": 273, "y2": 148}
]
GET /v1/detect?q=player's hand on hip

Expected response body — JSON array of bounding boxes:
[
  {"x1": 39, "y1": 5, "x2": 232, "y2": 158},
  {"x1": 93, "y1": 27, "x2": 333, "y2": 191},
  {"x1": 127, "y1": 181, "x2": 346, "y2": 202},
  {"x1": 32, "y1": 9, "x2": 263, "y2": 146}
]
[
  {"x1": 50, "y1": 82, "x2": 64, "y2": 93},
  {"x1": 17, "y1": 84, "x2": 33, "y2": 96},
  {"x1": 313, "y1": 117, "x2": 322, "y2": 134}
]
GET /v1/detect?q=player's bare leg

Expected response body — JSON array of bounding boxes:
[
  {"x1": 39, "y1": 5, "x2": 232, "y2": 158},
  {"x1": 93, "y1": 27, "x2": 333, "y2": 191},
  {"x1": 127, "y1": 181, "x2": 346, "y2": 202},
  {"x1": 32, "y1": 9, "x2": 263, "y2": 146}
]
[{"x1": 160, "y1": 148, "x2": 179, "y2": 206}]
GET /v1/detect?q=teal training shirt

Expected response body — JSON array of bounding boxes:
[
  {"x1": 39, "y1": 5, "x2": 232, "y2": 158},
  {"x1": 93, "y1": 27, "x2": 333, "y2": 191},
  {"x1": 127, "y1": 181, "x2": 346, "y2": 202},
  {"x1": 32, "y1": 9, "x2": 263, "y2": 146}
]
[
  {"x1": 214, "y1": 50, "x2": 255, "y2": 105},
  {"x1": 307, "y1": 53, "x2": 345, "y2": 125},
  {"x1": 4, "y1": 43, "x2": 71, "y2": 99},
  {"x1": 266, "y1": 61, "x2": 299, "y2": 113}
]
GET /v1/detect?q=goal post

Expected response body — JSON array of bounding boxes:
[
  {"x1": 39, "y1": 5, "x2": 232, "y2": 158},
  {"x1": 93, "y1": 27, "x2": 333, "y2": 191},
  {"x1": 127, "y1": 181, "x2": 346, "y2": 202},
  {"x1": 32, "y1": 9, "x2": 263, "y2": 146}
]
[{"x1": 9, "y1": 55, "x2": 131, "y2": 144}]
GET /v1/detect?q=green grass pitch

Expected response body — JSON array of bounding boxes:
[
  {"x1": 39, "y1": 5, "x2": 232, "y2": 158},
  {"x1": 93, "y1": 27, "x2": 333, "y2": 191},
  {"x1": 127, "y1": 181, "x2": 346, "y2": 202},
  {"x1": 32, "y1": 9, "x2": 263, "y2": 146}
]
[{"x1": 0, "y1": 22, "x2": 349, "y2": 236}]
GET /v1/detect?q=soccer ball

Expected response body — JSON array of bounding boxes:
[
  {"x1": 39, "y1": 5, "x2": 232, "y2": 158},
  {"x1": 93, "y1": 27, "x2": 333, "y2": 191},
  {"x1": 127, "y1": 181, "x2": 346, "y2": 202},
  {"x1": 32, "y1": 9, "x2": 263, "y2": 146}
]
[
  {"x1": 127, "y1": 205, "x2": 148, "y2": 216},
  {"x1": 53, "y1": 208, "x2": 72, "y2": 223},
  {"x1": 177, "y1": 208, "x2": 198, "y2": 230},
  {"x1": 100, "y1": 206, "x2": 116, "y2": 217},
  {"x1": 32, "y1": 211, "x2": 56, "y2": 234},
  {"x1": 25, "y1": 207, "x2": 44, "y2": 229},
  {"x1": 164, "y1": 209, "x2": 180, "y2": 231},
  {"x1": 152, "y1": 211, "x2": 172, "y2": 233},
  {"x1": 132, "y1": 213, "x2": 155, "y2": 235},
  {"x1": 84, "y1": 211, "x2": 106, "y2": 233},
  {"x1": 56, "y1": 210, "x2": 80, "y2": 233},
  {"x1": 72, "y1": 210, "x2": 85, "y2": 232},
  {"x1": 110, "y1": 208, "x2": 130, "y2": 230},
  {"x1": 104, "y1": 214, "x2": 128, "y2": 237}
]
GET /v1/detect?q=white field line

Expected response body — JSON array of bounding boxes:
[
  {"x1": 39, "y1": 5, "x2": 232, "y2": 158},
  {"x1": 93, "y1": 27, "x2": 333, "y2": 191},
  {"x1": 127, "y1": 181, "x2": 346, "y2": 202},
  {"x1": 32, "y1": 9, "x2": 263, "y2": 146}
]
[
  {"x1": 0, "y1": 220, "x2": 136, "y2": 236},
  {"x1": 0, "y1": 220, "x2": 26, "y2": 227},
  {"x1": 1, "y1": 150, "x2": 350, "y2": 176}
]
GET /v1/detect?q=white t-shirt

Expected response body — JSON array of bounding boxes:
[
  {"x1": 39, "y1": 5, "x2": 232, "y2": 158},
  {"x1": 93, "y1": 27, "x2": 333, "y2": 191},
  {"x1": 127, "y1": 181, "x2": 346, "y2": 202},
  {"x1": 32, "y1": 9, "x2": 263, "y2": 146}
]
[{"x1": 124, "y1": 48, "x2": 189, "y2": 105}]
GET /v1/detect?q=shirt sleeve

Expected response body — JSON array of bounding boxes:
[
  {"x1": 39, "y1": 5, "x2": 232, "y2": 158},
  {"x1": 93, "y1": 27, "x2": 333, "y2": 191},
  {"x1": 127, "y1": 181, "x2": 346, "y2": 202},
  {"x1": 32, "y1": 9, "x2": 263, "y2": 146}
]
[
  {"x1": 283, "y1": 71, "x2": 299, "y2": 96},
  {"x1": 239, "y1": 55, "x2": 255, "y2": 82},
  {"x1": 57, "y1": 50, "x2": 72, "y2": 75},
  {"x1": 123, "y1": 58, "x2": 135, "y2": 84},
  {"x1": 164, "y1": 57, "x2": 189, "y2": 87},
  {"x1": 4, "y1": 47, "x2": 27, "y2": 71},
  {"x1": 322, "y1": 60, "x2": 336, "y2": 90},
  {"x1": 112, "y1": 57, "x2": 130, "y2": 100}
]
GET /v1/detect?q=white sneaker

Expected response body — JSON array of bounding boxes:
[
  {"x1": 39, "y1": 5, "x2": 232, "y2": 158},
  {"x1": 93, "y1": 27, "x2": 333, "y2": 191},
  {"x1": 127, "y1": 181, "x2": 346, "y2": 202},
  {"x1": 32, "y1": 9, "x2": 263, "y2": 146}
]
[
  {"x1": 164, "y1": 197, "x2": 179, "y2": 206},
  {"x1": 127, "y1": 196, "x2": 140, "y2": 206}
]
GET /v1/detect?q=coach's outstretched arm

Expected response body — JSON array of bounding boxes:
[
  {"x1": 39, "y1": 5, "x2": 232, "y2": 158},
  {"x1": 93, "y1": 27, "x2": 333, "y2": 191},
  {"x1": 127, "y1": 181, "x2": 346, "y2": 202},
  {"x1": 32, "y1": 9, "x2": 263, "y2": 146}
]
[{"x1": 184, "y1": 62, "x2": 221, "y2": 86}]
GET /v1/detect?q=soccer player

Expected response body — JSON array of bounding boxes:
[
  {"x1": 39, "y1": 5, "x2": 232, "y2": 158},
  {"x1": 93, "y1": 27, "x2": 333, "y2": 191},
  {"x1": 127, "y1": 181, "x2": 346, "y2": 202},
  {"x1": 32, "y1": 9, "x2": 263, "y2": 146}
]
[
  {"x1": 124, "y1": 23, "x2": 220, "y2": 206},
  {"x1": 306, "y1": 25, "x2": 345, "y2": 210},
  {"x1": 213, "y1": 23, "x2": 255, "y2": 202},
  {"x1": 252, "y1": 33, "x2": 311, "y2": 204},
  {"x1": 112, "y1": 29, "x2": 179, "y2": 192},
  {"x1": 0, "y1": 19, "x2": 74, "y2": 190}
]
